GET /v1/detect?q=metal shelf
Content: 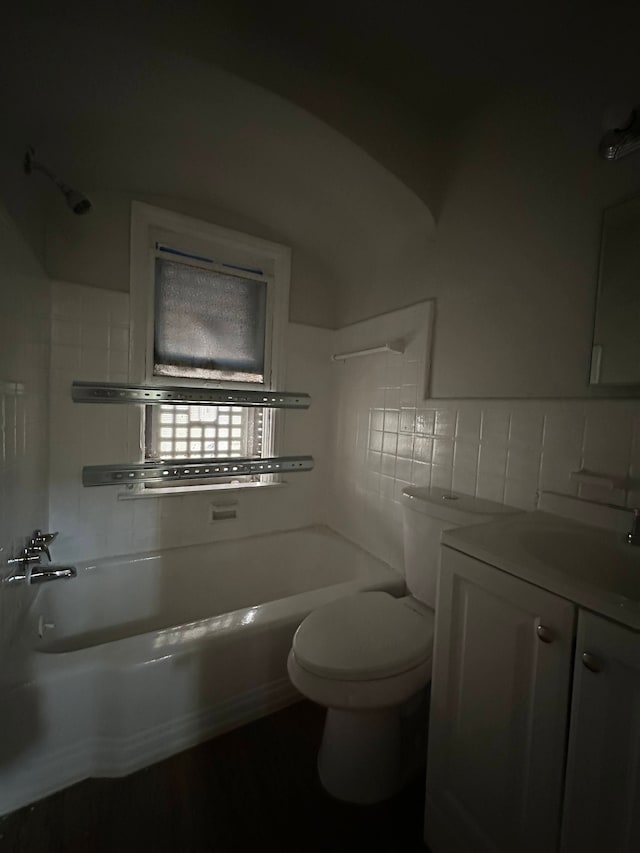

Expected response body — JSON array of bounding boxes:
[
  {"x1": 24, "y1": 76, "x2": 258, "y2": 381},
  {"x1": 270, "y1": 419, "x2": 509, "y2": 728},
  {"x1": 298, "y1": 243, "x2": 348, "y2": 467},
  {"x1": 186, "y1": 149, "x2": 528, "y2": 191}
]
[
  {"x1": 72, "y1": 381, "x2": 311, "y2": 409},
  {"x1": 83, "y1": 455, "x2": 314, "y2": 487}
]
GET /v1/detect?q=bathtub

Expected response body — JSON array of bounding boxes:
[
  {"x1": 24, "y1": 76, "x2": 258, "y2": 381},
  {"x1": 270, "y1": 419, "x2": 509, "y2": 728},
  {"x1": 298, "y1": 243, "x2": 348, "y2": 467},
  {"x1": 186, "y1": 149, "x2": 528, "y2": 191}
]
[{"x1": 0, "y1": 525, "x2": 403, "y2": 816}]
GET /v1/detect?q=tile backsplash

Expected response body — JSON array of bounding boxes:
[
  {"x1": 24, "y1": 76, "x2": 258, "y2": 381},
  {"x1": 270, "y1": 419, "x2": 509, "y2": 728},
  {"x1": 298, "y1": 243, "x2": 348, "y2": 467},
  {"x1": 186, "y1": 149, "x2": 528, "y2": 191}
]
[
  {"x1": 49, "y1": 282, "x2": 332, "y2": 563},
  {"x1": 47, "y1": 285, "x2": 640, "y2": 577},
  {"x1": 328, "y1": 304, "x2": 640, "y2": 571}
]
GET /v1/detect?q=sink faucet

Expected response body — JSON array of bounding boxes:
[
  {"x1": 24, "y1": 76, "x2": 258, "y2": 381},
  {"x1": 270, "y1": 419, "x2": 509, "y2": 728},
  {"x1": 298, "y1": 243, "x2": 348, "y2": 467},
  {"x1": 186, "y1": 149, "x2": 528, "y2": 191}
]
[{"x1": 627, "y1": 509, "x2": 640, "y2": 546}]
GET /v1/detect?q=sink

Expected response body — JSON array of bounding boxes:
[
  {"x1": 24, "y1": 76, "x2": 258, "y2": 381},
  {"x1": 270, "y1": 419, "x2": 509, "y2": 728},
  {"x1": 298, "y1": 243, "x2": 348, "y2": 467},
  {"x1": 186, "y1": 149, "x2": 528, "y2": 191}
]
[
  {"x1": 443, "y1": 507, "x2": 640, "y2": 629},
  {"x1": 519, "y1": 527, "x2": 640, "y2": 603}
]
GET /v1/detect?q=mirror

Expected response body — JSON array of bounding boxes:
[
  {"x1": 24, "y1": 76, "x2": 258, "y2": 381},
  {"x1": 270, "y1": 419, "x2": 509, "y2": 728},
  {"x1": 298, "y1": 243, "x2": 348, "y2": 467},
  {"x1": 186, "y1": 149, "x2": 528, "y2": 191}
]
[{"x1": 591, "y1": 196, "x2": 640, "y2": 385}]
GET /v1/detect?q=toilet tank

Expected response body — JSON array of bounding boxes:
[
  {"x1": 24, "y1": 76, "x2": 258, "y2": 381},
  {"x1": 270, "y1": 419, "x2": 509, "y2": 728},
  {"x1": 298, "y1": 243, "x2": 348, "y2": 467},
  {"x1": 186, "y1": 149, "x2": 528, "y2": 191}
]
[{"x1": 401, "y1": 486, "x2": 521, "y2": 607}]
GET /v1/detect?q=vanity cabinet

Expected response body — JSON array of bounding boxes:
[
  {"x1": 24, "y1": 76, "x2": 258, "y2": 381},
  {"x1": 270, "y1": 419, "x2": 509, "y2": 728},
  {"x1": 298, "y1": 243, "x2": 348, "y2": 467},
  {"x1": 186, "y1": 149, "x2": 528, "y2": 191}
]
[
  {"x1": 425, "y1": 547, "x2": 575, "y2": 853},
  {"x1": 560, "y1": 611, "x2": 640, "y2": 853},
  {"x1": 425, "y1": 546, "x2": 640, "y2": 853}
]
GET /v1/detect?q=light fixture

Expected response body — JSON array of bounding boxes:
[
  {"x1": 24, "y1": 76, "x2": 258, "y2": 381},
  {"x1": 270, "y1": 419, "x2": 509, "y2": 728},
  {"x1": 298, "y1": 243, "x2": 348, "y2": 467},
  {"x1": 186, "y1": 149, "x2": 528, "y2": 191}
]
[{"x1": 599, "y1": 106, "x2": 640, "y2": 161}]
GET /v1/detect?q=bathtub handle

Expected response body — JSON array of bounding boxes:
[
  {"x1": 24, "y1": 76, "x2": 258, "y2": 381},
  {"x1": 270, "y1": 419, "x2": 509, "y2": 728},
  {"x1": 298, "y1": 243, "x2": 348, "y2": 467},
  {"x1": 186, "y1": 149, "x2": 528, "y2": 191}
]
[{"x1": 30, "y1": 530, "x2": 59, "y2": 562}]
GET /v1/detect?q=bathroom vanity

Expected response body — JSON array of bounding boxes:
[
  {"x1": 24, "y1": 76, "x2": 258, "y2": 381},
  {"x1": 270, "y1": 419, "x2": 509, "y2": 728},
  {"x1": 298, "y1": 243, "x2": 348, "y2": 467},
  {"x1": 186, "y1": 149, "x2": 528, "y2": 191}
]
[{"x1": 424, "y1": 510, "x2": 640, "y2": 853}]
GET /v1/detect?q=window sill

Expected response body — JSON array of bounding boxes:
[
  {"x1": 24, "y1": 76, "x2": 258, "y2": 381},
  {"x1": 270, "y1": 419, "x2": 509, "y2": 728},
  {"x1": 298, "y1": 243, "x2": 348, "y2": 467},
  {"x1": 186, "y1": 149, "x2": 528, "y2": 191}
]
[{"x1": 117, "y1": 480, "x2": 288, "y2": 500}]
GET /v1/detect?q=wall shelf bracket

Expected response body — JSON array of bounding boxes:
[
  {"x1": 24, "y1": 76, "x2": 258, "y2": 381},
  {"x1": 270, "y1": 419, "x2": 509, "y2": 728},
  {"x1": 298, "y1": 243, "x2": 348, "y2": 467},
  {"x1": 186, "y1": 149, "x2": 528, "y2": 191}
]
[
  {"x1": 83, "y1": 455, "x2": 315, "y2": 487},
  {"x1": 72, "y1": 381, "x2": 311, "y2": 409}
]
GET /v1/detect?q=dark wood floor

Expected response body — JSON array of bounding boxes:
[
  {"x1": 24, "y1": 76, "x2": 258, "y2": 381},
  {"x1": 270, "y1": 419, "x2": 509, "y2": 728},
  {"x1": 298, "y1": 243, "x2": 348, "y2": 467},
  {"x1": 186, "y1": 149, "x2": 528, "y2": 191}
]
[{"x1": 1, "y1": 701, "x2": 430, "y2": 852}]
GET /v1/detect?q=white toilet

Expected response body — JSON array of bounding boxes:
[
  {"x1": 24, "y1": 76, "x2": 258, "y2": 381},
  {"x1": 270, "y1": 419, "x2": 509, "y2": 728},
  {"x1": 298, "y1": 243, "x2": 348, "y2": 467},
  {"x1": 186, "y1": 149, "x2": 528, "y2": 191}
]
[{"x1": 287, "y1": 486, "x2": 520, "y2": 804}]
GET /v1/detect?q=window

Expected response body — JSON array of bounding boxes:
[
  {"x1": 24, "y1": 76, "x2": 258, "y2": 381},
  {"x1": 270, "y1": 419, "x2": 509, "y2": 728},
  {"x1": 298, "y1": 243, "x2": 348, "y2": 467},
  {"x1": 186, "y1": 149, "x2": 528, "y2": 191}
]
[
  {"x1": 146, "y1": 404, "x2": 263, "y2": 461},
  {"x1": 130, "y1": 203, "x2": 290, "y2": 489}
]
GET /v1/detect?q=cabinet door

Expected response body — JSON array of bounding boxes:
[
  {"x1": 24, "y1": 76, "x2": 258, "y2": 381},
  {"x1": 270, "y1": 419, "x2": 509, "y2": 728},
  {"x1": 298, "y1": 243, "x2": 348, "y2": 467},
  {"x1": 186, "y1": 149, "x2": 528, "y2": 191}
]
[
  {"x1": 425, "y1": 547, "x2": 575, "y2": 853},
  {"x1": 560, "y1": 611, "x2": 640, "y2": 853}
]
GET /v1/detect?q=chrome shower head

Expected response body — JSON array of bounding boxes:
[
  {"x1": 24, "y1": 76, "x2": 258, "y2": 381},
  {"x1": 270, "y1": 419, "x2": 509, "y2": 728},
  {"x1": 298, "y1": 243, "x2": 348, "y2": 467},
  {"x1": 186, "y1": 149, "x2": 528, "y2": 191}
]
[
  {"x1": 60, "y1": 185, "x2": 92, "y2": 216},
  {"x1": 24, "y1": 146, "x2": 93, "y2": 215}
]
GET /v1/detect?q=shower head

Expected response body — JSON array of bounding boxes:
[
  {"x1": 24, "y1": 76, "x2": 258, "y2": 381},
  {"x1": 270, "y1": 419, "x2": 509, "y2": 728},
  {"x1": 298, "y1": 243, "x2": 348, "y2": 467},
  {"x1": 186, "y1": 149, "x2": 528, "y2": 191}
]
[
  {"x1": 60, "y1": 186, "x2": 92, "y2": 216},
  {"x1": 24, "y1": 146, "x2": 93, "y2": 215}
]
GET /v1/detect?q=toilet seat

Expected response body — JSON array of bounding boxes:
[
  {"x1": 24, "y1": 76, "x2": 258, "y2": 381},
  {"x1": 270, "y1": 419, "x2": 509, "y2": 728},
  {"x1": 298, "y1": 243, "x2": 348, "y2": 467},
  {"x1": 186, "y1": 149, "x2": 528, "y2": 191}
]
[
  {"x1": 288, "y1": 592, "x2": 435, "y2": 710},
  {"x1": 292, "y1": 591, "x2": 434, "y2": 681}
]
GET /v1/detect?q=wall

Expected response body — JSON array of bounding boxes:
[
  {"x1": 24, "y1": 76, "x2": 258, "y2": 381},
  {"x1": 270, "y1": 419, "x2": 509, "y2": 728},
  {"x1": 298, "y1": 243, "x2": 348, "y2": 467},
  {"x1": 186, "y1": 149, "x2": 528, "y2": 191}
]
[
  {"x1": 0, "y1": 20, "x2": 434, "y2": 332},
  {"x1": 6, "y1": 10, "x2": 640, "y2": 401},
  {"x1": 49, "y1": 285, "x2": 640, "y2": 573},
  {"x1": 49, "y1": 282, "x2": 332, "y2": 563},
  {"x1": 0, "y1": 201, "x2": 51, "y2": 653},
  {"x1": 0, "y1": 140, "x2": 48, "y2": 268},
  {"x1": 44, "y1": 190, "x2": 347, "y2": 330},
  {"x1": 336, "y1": 88, "x2": 640, "y2": 399},
  {"x1": 328, "y1": 303, "x2": 640, "y2": 572}
]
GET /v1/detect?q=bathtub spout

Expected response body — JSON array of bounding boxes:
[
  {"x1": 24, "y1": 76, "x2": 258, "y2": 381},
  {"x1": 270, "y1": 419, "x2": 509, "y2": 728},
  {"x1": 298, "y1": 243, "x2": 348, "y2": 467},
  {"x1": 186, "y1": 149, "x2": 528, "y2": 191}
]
[
  {"x1": 29, "y1": 565, "x2": 77, "y2": 584},
  {"x1": 3, "y1": 563, "x2": 76, "y2": 585}
]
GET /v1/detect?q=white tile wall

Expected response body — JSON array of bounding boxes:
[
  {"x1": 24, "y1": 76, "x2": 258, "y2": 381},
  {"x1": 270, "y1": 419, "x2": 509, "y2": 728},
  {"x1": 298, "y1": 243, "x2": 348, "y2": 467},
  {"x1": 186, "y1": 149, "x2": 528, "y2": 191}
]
[
  {"x1": 328, "y1": 304, "x2": 640, "y2": 571},
  {"x1": 0, "y1": 205, "x2": 50, "y2": 653},
  {"x1": 49, "y1": 283, "x2": 332, "y2": 562},
  {"x1": 48, "y1": 286, "x2": 640, "y2": 578}
]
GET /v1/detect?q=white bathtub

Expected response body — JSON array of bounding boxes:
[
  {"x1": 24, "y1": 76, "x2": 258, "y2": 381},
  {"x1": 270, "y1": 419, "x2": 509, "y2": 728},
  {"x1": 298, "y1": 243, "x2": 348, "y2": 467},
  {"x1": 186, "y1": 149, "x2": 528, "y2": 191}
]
[{"x1": 0, "y1": 526, "x2": 402, "y2": 816}]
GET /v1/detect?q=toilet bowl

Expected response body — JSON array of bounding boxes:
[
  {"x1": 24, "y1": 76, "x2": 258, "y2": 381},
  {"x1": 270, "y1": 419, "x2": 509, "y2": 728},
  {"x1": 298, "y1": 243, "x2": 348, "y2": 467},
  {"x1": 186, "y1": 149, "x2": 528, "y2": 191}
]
[
  {"x1": 288, "y1": 591, "x2": 434, "y2": 804},
  {"x1": 288, "y1": 486, "x2": 521, "y2": 804}
]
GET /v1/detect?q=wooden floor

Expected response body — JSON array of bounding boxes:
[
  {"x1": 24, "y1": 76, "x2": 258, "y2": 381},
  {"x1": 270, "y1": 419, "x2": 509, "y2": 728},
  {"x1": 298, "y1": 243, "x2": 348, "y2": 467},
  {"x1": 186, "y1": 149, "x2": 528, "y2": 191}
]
[{"x1": 1, "y1": 701, "x2": 430, "y2": 852}]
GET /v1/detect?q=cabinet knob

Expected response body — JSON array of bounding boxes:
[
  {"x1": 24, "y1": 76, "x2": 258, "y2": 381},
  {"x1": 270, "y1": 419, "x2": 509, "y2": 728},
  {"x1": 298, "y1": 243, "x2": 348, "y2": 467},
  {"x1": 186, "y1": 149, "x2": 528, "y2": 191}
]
[
  {"x1": 536, "y1": 624, "x2": 554, "y2": 643},
  {"x1": 582, "y1": 652, "x2": 604, "y2": 673}
]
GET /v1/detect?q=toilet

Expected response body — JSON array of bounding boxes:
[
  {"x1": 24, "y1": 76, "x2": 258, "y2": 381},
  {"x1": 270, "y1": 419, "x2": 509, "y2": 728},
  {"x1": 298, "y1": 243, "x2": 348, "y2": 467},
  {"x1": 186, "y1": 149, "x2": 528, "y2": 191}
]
[{"x1": 287, "y1": 485, "x2": 520, "y2": 804}]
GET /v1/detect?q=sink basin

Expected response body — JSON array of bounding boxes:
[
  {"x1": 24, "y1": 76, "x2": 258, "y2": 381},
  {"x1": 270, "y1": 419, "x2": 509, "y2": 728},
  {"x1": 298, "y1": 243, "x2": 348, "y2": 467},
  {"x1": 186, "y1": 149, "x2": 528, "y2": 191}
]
[
  {"x1": 519, "y1": 527, "x2": 640, "y2": 603},
  {"x1": 443, "y1": 508, "x2": 640, "y2": 629}
]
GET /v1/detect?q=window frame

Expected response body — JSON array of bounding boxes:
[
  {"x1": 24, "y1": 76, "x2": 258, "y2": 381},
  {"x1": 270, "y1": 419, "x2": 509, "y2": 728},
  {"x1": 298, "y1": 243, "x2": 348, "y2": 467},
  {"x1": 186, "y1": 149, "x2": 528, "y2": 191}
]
[{"x1": 129, "y1": 202, "x2": 291, "y2": 492}]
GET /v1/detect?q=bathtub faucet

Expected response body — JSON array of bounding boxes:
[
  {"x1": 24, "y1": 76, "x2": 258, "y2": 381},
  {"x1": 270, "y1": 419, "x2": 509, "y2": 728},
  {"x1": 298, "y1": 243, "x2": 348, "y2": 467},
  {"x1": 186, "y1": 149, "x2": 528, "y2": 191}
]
[
  {"x1": 4, "y1": 530, "x2": 74, "y2": 585},
  {"x1": 30, "y1": 565, "x2": 76, "y2": 584},
  {"x1": 3, "y1": 562, "x2": 76, "y2": 585}
]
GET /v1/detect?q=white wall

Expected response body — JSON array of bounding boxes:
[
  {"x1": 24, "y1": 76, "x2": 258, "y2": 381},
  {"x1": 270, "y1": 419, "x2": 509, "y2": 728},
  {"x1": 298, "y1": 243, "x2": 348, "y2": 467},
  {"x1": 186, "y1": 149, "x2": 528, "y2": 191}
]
[
  {"x1": 0, "y1": 20, "x2": 434, "y2": 332},
  {"x1": 48, "y1": 286, "x2": 640, "y2": 573},
  {"x1": 49, "y1": 282, "x2": 332, "y2": 563},
  {"x1": 6, "y1": 9, "x2": 640, "y2": 400},
  {"x1": 328, "y1": 303, "x2": 640, "y2": 571},
  {"x1": 5, "y1": 6, "x2": 640, "y2": 603},
  {"x1": 44, "y1": 191, "x2": 343, "y2": 329},
  {"x1": 337, "y1": 89, "x2": 640, "y2": 399},
  {"x1": 0, "y1": 202, "x2": 51, "y2": 652}
]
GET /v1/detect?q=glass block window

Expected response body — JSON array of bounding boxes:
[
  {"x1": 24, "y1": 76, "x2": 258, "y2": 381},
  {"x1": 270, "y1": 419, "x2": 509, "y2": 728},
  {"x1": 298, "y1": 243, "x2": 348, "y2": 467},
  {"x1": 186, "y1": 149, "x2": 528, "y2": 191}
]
[
  {"x1": 153, "y1": 256, "x2": 267, "y2": 383},
  {"x1": 146, "y1": 404, "x2": 263, "y2": 470}
]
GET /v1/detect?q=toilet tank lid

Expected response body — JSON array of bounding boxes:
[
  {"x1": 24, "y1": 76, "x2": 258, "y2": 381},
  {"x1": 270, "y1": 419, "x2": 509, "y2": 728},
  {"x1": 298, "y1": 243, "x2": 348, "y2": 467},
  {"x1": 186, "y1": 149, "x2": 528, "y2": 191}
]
[{"x1": 401, "y1": 486, "x2": 522, "y2": 525}]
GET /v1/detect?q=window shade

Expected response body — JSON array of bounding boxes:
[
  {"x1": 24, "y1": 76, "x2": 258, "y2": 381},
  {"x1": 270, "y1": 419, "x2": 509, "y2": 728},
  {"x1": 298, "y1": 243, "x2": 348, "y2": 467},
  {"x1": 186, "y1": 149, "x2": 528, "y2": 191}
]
[{"x1": 154, "y1": 257, "x2": 267, "y2": 383}]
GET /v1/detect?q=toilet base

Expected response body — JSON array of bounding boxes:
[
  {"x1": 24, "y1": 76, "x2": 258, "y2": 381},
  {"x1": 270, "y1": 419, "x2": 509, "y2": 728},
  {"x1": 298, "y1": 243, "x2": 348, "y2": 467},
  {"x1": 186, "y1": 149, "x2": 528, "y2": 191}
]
[{"x1": 316, "y1": 688, "x2": 429, "y2": 805}]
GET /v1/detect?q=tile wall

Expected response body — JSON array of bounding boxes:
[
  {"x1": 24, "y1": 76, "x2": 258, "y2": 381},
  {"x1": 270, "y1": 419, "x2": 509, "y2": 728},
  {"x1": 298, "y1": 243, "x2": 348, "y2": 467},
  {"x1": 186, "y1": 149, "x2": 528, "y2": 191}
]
[
  {"x1": 0, "y1": 204, "x2": 50, "y2": 653},
  {"x1": 49, "y1": 282, "x2": 332, "y2": 563},
  {"x1": 48, "y1": 286, "x2": 640, "y2": 577},
  {"x1": 328, "y1": 304, "x2": 640, "y2": 571}
]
